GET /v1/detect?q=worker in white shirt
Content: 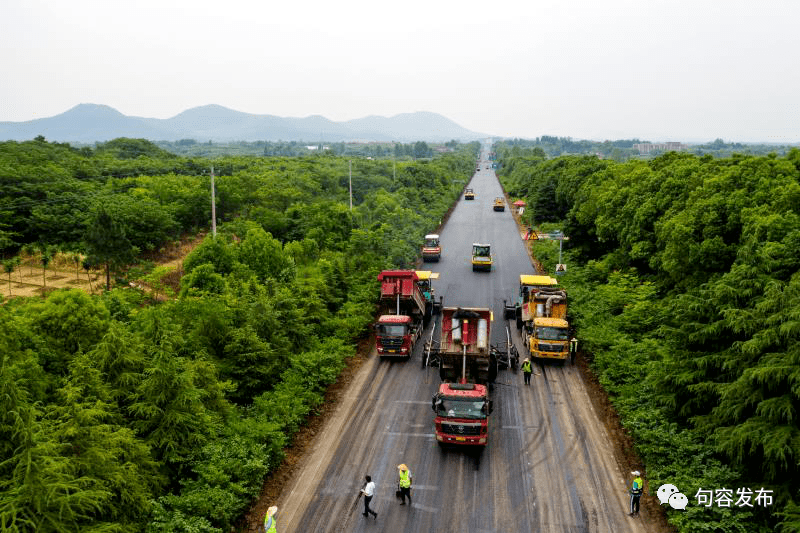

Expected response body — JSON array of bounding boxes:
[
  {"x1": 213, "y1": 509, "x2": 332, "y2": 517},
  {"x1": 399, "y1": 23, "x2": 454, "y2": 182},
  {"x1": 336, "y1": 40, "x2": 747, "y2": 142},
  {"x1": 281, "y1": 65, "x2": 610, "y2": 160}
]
[{"x1": 361, "y1": 475, "x2": 378, "y2": 519}]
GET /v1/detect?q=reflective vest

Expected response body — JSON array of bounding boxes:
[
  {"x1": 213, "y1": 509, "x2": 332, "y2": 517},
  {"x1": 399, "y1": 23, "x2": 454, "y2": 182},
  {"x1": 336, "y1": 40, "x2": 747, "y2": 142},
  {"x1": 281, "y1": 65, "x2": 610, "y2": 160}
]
[
  {"x1": 631, "y1": 477, "x2": 643, "y2": 495},
  {"x1": 399, "y1": 469, "x2": 411, "y2": 488},
  {"x1": 522, "y1": 361, "x2": 532, "y2": 373},
  {"x1": 264, "y1": 516, "x2": 277, "y2": 533}
]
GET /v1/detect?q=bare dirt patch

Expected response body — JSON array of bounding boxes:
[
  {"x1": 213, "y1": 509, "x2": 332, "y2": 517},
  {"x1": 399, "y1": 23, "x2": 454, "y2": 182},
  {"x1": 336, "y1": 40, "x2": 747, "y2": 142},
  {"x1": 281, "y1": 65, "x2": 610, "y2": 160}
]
[{"x1": 1, "y1": 232, "x2": 206, "y2": 302}]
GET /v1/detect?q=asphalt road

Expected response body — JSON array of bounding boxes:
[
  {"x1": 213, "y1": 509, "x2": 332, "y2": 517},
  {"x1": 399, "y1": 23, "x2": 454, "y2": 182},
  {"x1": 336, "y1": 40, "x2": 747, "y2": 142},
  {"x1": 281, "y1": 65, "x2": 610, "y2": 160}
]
[{"x1": 276, "y1": 147, "x2": 648, "y2": 533}]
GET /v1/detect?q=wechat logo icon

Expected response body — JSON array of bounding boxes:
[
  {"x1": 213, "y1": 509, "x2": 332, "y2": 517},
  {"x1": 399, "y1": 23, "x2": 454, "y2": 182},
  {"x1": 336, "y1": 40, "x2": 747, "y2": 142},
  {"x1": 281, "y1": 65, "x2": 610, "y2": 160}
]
[{"x1": 658, "y1": 484, "x2": 688, "y2": 510}]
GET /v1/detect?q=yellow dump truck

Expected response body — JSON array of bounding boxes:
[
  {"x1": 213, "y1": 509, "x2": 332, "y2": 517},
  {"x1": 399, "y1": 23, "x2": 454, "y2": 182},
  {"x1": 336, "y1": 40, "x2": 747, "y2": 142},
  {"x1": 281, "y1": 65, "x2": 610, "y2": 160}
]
[
  {"x1": 504, "y1": 275, "x2": 570, "y2": 361},
  {"x1": 464, "y1": 188, "x2": 475, "y2": 200},
  {"x1": 493, "y1": 197, "x2": 505, "y2": 211}
]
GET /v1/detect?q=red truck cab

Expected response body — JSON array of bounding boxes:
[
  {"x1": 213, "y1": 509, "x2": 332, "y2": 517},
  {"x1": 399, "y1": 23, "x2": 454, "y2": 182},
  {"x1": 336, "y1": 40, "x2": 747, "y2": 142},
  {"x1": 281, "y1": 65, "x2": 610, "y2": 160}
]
[
  {"x1": 432, "y1": 382, "x2": 492, "y2": 446},
  {"x1": 376, "y1": 314, "x2": 416, "y2": 357}
]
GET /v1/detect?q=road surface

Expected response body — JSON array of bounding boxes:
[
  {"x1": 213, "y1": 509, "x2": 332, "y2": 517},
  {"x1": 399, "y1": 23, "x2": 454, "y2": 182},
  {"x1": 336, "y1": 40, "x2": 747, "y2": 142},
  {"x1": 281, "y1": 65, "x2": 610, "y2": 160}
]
[{"x1": 273, "y1": 147, "x2": 647, "y2": 533}]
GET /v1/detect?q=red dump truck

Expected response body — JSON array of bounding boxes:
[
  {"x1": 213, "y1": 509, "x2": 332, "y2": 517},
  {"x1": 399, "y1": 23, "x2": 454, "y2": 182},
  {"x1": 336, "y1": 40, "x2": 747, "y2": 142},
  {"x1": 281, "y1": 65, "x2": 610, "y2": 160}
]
[
  {"x1": 375, "y1": 270, "x2": 427, "y2": 359},
  {"x1": 429, "y1": 307, "x2": 495, "y2": 446}
]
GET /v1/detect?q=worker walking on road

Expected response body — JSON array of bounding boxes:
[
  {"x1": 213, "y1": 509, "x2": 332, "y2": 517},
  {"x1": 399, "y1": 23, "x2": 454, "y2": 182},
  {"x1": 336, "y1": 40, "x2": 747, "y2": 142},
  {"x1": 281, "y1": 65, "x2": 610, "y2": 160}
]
[
  {"x1": 263, "y1": 505, "x2": 278, "y2": 533},
  {"x1": 521, "y1": 358, "x2": 532, "y2": 385},
  {"x1": 570, "y1": 337, "x2": 578, "y2": 364},
  {"x1": 361, "y1": 475, "x2": 378, "y2": 519},
  {"x1": 397, "y1": 464, "x2": 412, "y2": 506},
  {"x1": 629, "y1": 471, "x2": 644, "y2": 516}
]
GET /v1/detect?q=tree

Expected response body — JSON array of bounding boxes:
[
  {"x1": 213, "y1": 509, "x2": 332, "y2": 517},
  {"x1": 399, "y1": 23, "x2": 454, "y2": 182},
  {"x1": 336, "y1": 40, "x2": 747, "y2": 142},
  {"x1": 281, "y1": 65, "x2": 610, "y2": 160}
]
[
  {"x1": 31, "y1": 289, "x2": 110, "y2": 375},
  {"x1": 237, "y1": 227, "x2": 294, "y2": 283},
  {"x1": 3, "y1": 257, "x2": 18, "y2": 297},
  {"x1": 39, "y1": 243, "x2": 54, "y2": 289},
  {"x1": 179, "y1": 263, "x2": 225, "y2": 298},
  {"x1": 83, "y1": 202, "x2": 138, "y2": 291}
]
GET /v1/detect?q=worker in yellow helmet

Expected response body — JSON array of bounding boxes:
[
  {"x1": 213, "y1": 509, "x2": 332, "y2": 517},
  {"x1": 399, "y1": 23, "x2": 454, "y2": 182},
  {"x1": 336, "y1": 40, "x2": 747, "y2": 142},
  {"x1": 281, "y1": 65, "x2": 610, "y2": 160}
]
[
  {"x1": 263, "y1": 506, "x2": 278, "y2": 532},
  {"x1": 397, "y1": 464, "x2": 413, "y2": 506}
]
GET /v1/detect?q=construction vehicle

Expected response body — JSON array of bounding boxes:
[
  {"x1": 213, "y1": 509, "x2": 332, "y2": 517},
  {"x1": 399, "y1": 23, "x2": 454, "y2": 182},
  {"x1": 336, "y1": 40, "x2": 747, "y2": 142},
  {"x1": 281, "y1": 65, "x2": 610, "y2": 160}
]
[
  {"x1": 432, "y1": 382, "x2": 492, "y2": 446},
  {"x1": 429, "y1": 307, "x2": 495, "y2": 446},
  {"x1": 493, "y1": 197, "x2": 505, "y2": 211},
  {"x1": 375, "y1": 270, "x2": 427, "y2": 359},
  {"x1": 471, "y1": 243, "x2": 493, "y2": 272},
  {"x1": 415, "y1": 270, "x2": 443, "y2": 321},
  {"x1": 504, "y1": 275, "x2": 570, "y2": 361},
  {"x1": 421, "y1": 234, "x2": 441, "y2": 262},
  {"x1": 464, "y1": 188, "x2": 475, "y2": 200}
]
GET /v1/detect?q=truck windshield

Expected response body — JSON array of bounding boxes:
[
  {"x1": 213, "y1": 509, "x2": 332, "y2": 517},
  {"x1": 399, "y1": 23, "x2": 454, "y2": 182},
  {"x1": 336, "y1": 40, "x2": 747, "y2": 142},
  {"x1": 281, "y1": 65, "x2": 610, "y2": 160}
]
[
  {"x1": 436, "y1": 397, "x2": 487, "y2": 419},
  {"x1": 535, "y1": 327, "x2": 569, "y2": 340},
  {"x1": 473, "y1": 246, "x2": 490, "y2": 256},
  {"x1": 425, "y1": 238, "x2": 439, "y2": 247},
  {"x1": 378, "y1": 324, "x2": 407, "y2": 336}
]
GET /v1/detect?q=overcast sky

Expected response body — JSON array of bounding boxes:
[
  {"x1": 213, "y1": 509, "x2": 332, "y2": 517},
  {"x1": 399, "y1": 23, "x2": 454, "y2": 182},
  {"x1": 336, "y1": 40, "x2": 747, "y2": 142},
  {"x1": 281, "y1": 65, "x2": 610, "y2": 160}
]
[{"x1": 1, "y1": 0, "x2": 798, "y2": 143}]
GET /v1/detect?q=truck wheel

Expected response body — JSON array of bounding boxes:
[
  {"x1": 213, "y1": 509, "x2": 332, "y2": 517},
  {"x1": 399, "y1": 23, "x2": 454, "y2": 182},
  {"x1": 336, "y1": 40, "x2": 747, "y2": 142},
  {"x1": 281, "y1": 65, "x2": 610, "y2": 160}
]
[{"x1": 516, "y1": 314, "x2": 522, "y2": 330}]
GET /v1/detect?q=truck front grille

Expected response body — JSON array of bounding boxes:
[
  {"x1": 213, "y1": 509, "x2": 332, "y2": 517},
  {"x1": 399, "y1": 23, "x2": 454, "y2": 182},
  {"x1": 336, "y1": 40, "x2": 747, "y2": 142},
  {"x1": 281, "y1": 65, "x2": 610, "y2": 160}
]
[
  {"x1": 538, "y1": 343, "x2": 565, "y2": 353},
  {"x1": 441, "y1": 422, "x2": 482, "y2": 436},
  {"x1": 380, "y1": 337, "x2": 403, "y2": 348}
]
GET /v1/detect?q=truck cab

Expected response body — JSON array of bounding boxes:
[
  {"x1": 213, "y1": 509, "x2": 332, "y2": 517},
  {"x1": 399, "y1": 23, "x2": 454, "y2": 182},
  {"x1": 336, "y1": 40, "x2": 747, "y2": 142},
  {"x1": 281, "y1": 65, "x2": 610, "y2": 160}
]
[
  {"x1": 375, "y1": 270, "x2": 426, "y2": 359},
  {"x1": 422, "y1": 234, "x2": 441, "y2": 262},
  {"x1": 432, "y1": 382, "x2": 492, "y2": 446},
  {"x1": 471, "y1": 243, "x2": 493, "y2": 272},
  {"x1": 528, "y1": 317, "x2": 570, "y2": 360},
  {"x1": 376, "y1": 314, "x2": 417, "y2": 357}
]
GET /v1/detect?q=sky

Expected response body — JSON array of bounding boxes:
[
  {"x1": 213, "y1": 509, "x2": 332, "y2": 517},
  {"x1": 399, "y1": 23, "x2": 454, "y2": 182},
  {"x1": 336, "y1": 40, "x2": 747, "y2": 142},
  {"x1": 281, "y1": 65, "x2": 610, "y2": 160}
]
[{"x1": 1, "y1": 0, "x2": 798, "y2": 143}]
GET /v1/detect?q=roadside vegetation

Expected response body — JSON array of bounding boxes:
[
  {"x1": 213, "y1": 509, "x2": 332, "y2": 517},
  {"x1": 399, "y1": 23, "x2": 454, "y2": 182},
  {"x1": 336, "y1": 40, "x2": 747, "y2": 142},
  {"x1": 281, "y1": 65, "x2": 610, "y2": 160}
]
[
  {"x1": 500, "y1": 136, "x2": 798, "y2": 161},
  {"x1": 0, "y1": 137, "x2": 478, "y2": 532},
  {"x1": 496, "y1": 143, "x2": 800, "y2": 532}
]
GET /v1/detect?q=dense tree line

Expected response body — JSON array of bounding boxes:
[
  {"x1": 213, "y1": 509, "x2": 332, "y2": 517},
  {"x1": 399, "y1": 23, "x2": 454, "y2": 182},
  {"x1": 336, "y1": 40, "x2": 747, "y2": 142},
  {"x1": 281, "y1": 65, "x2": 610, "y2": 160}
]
[
  {"x1": 497, "y1": 143, "x2": 800, "y2": 532},
  {"x1": 0, "y1": 138, "x2": 478, "y2": 531},
  {"x1": 500, "y1": 136, "x2": 799, "y2": 162},
  {"x1": 147, "y1": 139, "x2": 443, "y2": 159}
]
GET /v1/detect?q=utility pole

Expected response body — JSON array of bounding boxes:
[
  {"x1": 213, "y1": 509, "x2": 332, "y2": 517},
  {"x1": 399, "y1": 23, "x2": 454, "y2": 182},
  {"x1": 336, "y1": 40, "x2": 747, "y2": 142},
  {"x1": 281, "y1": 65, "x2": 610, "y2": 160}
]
[
  {"x1": 349, "y1": 160, "x2": 353, "y2": 210},
  {"x1": 210, "y1": 165, "x2": 217, "y2": 237}
]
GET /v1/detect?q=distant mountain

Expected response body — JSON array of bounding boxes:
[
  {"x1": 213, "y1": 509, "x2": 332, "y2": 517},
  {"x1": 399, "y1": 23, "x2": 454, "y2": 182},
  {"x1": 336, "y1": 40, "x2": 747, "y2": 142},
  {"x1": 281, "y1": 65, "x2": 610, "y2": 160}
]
[{"x1": 0, "y1": 104, "x2": 486, "y2": 143}]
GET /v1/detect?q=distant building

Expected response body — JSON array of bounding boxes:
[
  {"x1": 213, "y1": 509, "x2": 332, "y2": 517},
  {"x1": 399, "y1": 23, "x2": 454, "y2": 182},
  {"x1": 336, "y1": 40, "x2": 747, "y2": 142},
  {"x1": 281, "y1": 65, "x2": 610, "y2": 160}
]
[{"x1": 633, "y1": 142, "x2": 687, "y2": 154}]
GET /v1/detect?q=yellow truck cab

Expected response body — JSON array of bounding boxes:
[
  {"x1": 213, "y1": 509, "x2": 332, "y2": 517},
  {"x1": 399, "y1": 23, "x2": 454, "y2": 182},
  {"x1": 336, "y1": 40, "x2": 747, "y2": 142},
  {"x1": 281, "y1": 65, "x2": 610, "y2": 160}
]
[
  {"x1": 471, "y1": 243, "x2": 493, "y2": 272},
  {"x1": 464, "y1": 188, "x2": 475, "y2": 200},
  {"x1": 493, "y1": 197, "x2": 505, "y2": 211}
]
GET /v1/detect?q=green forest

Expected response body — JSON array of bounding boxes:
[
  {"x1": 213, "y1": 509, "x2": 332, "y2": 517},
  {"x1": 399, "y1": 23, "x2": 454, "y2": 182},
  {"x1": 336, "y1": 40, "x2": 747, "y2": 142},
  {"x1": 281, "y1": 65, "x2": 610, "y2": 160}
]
[
  {"x1": 0, "y1": 137, "x2": 478, "y2": 532},
  {"x1": 496, "y1": 143, "x2": 800, "y2": 532},
  {"x1": 499, "y1": 136, "x2": 799, "y2": 161}
]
